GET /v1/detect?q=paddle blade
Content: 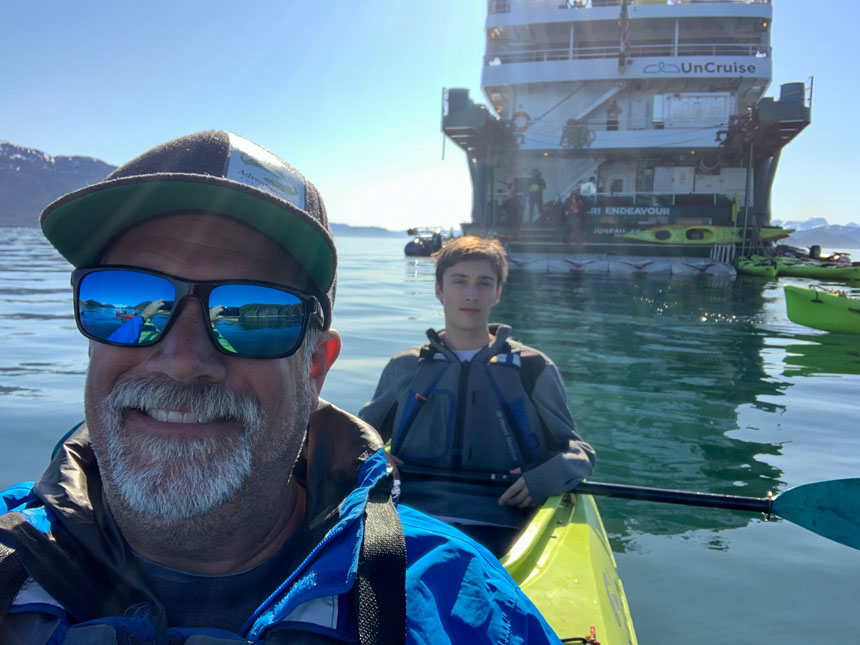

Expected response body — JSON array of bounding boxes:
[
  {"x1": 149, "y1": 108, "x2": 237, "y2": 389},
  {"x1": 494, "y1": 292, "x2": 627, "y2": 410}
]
[{"x1": 772, "y1": 478, "x2": 860, "y2": 550}]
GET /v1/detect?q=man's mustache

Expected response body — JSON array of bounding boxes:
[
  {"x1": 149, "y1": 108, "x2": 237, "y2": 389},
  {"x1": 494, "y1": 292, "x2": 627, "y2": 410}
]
[{"x1": 102, "y1": 375, "x2": 263, "y2": 429}]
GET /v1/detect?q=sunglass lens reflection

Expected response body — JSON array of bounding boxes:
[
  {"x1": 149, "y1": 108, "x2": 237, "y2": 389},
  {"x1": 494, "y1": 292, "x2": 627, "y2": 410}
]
[
  {"x1": 208, "y1": 284, "x2": 305, "y2": 357},
  {"x1": 77, "y1": 271, "x2": 174, "y2": 345}
]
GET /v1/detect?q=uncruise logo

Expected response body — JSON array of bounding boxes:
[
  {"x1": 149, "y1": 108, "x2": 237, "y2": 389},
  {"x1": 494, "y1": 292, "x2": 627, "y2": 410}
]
[{"x1": 643, "y1": 60, "x2": 758, "y2": 75}]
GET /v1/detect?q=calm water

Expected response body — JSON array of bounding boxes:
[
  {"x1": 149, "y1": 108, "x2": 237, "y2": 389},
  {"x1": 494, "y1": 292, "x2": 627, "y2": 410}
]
[{"x1": 2, "y1": 228, "x2": 859, "y2": 643}]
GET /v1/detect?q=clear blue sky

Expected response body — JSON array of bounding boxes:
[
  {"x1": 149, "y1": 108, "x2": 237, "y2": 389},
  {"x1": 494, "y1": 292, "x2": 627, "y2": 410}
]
[{"x1": 1, "y1": 1, "x2": 855, "y2": 229}]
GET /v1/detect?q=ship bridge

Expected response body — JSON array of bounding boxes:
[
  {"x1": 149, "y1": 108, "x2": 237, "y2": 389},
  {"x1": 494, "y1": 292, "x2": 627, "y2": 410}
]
[{"x1": 481, "y1": 0, "x2": 774, "y2": 154}]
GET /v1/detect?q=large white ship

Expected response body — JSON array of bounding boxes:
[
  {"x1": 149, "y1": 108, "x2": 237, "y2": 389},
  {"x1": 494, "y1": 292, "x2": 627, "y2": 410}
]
[{"x1": 443, "y1": 0, "x2": 810, "y2": 276}]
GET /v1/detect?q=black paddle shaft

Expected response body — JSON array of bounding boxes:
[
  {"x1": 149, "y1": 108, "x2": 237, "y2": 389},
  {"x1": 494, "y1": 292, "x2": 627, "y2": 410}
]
[
  {"x1": 575, "y1": 481, "x2": 773, "y2": 514},
  {"x1": 397, "y1": 465, "x2": 774, "y2": 514}
]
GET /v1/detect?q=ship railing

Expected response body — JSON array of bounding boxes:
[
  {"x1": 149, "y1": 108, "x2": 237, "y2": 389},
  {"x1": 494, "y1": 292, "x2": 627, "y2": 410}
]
[
  {"x1": 711, "y1": 244, "x2": 736, "y2": 264},
  {"x1": 582, "y1": 191, "x2": 736, "y2": 206},
  {"x1": 486, "y1": 41, "x2": 768, "y2": 65},
  {"x1": 512, "y1": 115, "x2": 728, "y2": 133},
  {"x1": 489, "y1": 0, "x2": 770, "y2": 13}
]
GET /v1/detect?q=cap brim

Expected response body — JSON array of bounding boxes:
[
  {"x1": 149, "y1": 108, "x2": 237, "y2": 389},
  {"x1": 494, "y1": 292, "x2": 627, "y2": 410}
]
[{"x1": 41, "y1": 174, "x2": 336, "y2": 295}]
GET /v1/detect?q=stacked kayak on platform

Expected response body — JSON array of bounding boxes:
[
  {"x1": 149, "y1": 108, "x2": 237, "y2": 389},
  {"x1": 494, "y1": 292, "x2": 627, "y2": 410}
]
[
  {"x1": 502, "y1": 493, "x2": 637, "y2": 644},
  {"x1": 784, "y1": 285, "x2": 860, "y2": 334},
  {"x1": 617, "y1": 225, "x2": 793, "y2": 245}
]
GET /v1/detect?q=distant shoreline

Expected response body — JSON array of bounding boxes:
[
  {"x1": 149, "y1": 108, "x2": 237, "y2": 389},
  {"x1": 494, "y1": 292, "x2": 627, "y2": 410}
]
[
  {"x1": 330, "y1": 223, "x2": 403, "y2": 237},
  {"x1": 6, "y1": 221, "x2": 858, "y2": 247},
  {"x1": 0, "y1": 221, "x2": 407, "y2": 238}
]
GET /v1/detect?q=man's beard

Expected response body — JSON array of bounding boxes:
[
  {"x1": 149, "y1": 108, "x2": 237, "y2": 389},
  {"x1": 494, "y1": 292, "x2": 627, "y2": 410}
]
[{"x1": 94, "y1": 376, "x2": 267, "y2": 522}]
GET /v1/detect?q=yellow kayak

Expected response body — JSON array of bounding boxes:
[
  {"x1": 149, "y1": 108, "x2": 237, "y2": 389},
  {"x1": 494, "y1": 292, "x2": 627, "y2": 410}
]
[
  {"x1": 502, "y1": 493, "x2": 637, "y2": 644},
  {"x1": 617, "y1": 225, "x2": 793, "y2": 245}
]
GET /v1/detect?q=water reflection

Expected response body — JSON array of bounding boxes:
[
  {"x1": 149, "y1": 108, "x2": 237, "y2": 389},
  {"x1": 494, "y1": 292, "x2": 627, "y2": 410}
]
[
  {"x1": 403, "y1": 257, "x2": 435, "y2": 285},
  {"x1": 495, "y1": 272, "x2": 787, "y2": 549},
  {"x1": 783, "y1": 333, "x2": 860, "y2": 377},
  {"x1": 0, "y1": 229, "x2": 85, "y2": 410}
]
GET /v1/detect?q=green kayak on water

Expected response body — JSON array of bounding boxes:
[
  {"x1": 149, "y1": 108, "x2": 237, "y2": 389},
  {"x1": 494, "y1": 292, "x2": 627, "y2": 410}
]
[
  {"x1": 737, "y1": 256, "x2": 778, "y2": 279},
  {"x1": 398, "y1": 464, "x2": 638, "y2": 642},
  {"x1": 502, "y1": 493, "x2": 637, "y2": 644},
  {"x1": 738, "y1": 255, "x2": 860, "y2": 281},
  {"x1": 776, "y1": 257, "x2": 860, "y2": 281},
  {"x1": 784, "y1": 285, "x2": 860, "y2": 334}
]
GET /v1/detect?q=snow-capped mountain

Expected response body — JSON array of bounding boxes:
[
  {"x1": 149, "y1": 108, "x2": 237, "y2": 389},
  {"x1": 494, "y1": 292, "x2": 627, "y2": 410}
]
[
  {"x1": 772, "y1": 218, "x2": 860, "y2": 249},
  {"x1": 0, "y1": 141, "x2": 115, "y2": 227}
]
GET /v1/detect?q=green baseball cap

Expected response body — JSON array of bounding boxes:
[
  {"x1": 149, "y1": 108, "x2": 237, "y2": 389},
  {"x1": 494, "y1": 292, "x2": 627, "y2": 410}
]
[{"x1": 40, "y1": 130, "x2": 337, "y2": 328}]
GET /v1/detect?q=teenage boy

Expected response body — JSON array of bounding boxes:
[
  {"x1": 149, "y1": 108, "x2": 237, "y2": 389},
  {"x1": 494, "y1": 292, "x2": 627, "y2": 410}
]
[{"x1": 359, "y1": 236, "x2": 594, "y2": 552}]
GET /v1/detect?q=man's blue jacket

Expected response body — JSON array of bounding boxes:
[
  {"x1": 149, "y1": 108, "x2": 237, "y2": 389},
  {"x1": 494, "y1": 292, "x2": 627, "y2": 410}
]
[{"x1": 0, "y1": 401, "x2": 560, "y2": 644}]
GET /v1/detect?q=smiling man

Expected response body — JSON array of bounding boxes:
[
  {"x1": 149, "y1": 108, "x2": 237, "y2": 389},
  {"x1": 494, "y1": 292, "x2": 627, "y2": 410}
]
[
  {"x1": 359, "y1": 237, "x2": 595, "y2": 555},
  {"x1": 0, "y1": 132, "x2": 562, "y2": 643}
]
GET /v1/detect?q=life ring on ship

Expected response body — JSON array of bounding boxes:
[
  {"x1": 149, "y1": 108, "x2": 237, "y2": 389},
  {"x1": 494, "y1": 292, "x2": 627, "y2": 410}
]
[
  {"x1": 697, "y1": 152, "x2": 719, "y2": 173},
  {"x1": 512, "y1": 111, "x2": 531, "y2": 132}
]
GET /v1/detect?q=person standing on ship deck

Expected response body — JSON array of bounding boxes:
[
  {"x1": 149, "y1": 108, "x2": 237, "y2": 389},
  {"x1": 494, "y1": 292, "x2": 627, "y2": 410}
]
[{"x1": 526, "y1": 169, "x2": 546, "y2": 223}]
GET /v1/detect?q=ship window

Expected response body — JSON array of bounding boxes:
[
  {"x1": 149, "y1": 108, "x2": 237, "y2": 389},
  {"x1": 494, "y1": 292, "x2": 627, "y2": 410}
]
[{"x1": 610, "y1": 178, "x2": 624, "y2": 194}]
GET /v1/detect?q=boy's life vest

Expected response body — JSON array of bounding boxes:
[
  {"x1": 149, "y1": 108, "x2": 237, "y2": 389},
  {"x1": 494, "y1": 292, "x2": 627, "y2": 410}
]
[{"x1": 382, "y1": 326, "x2": 562, "y2": 528}]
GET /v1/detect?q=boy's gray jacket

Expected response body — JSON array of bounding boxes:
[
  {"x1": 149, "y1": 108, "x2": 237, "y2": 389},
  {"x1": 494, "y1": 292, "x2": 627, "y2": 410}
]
[{"x1": 359, "y1": 324, "x2": 595, "y2": 527}]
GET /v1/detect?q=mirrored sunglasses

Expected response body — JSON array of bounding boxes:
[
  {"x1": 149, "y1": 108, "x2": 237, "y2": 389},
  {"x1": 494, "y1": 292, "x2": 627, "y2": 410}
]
[{"x1": 71, "y1": 266, "x2": 323, "y2": 359}]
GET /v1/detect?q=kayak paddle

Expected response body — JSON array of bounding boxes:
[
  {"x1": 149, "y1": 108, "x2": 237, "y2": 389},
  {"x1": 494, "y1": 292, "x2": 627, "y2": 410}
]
[
  {"x1": 577, "y1": 478, "x2": 860, "y2": 552},
  {"x1": 396, "y1": 465, "x2": 860, "y2": 551}
]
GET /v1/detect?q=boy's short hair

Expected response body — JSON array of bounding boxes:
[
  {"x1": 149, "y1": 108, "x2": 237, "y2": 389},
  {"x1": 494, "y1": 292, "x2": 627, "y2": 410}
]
[{"x1": 434, "y1": 236, "x2": 508, "y2": 286}]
